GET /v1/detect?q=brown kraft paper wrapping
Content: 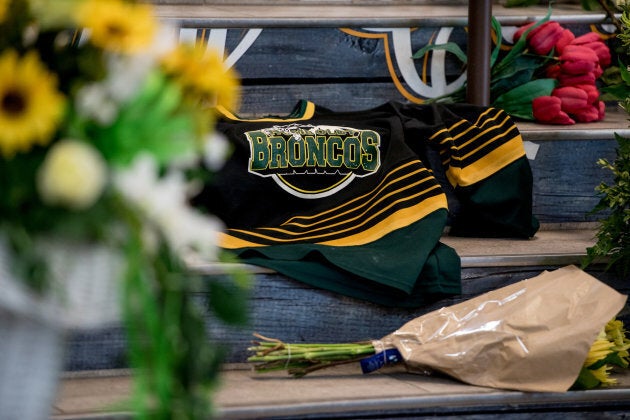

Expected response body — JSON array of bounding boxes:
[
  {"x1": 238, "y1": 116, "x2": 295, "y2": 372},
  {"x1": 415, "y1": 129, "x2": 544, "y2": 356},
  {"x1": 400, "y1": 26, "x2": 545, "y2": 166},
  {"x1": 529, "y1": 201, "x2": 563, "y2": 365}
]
[{"x1": 376, "y1": 265, "x2": 627, "y2": 392}]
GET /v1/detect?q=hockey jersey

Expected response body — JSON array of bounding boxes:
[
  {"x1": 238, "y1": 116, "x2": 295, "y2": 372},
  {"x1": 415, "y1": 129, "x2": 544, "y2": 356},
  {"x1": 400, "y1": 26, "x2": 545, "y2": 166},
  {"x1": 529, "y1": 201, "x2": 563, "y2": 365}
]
[{"x1": 194, "y1": 101, "x2": 538, "y2": 307}]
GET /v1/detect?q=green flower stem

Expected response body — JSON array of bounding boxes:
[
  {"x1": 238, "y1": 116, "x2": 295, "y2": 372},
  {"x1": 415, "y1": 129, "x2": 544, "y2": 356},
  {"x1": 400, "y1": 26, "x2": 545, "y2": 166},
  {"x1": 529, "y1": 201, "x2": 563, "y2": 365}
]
[{"x1": 247, "y1": 335, "x2": 376, "y2": 377}]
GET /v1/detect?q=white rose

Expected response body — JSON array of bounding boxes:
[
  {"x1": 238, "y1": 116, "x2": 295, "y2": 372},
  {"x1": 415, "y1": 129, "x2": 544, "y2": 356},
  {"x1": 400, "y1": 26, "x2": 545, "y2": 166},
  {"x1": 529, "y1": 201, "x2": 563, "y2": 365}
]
[
  {"x1": 37, "y1": 139, "x2": 108, "y2": 210},
  {"x1": 114, "y1": 154, "x2": 223, "y2": 258}
]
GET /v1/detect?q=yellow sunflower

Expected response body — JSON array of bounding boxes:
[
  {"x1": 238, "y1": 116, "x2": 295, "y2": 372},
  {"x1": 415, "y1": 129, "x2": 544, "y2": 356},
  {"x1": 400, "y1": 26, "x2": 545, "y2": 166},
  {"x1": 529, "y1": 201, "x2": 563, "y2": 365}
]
[
  {"x1": 75, "y1": 0, "x2": 156, "y2": 54},
  {"x1": 589, "y1": 365, "x2": 617, "y2": 386},
  {"x1": 0, "y1": 0, "x2": 8, "y2": 23},
  {"x1": 161, "y1": 44, "x2": 240, "y2": 111},
  {"x1": 583, "y1": 336, "x2": 614, "y2": 368},
  {"x1": 0, "y1": 50, "x2": 66, "y2": 158}
]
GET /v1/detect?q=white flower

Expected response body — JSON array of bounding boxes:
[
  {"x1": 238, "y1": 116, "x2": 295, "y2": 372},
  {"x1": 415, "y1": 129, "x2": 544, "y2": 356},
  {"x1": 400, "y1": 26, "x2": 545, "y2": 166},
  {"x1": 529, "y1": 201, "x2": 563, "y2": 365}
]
[
  {"x1": 75, "y1": 52, "x2": 156, "y2": 124},
  {"x1": 37, "y1": 139, "x2": 108, "y2": 210},
  {"x1": 105, "y1": 53, "x2": 156, "y2": 104},
  {"x1": 203, "y1": 131, "x2": 231, "y2": 171},
  {"x1": 114, "y1": 154, "x2": 223, "y2": 259},
  {"x1": 75, "y1": 82, "x2": 119, "y2": 124}
]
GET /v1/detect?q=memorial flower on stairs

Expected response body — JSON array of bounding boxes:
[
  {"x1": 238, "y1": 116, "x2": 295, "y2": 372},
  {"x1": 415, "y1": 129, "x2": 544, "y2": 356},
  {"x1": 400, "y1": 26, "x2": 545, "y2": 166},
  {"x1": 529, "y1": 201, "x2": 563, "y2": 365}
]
[
  {"x1": 248, "y1": 267, "x2": 630, "y2": 392},
  {"x1": 504, "y1": 19, "x2": 611, "y2": 124},
  {"x1": 415, "y1": 10, "x2": 612, "y2": 125},
  {"x1": 0, "y1": 0, "x2": 244, "y2": 418}
]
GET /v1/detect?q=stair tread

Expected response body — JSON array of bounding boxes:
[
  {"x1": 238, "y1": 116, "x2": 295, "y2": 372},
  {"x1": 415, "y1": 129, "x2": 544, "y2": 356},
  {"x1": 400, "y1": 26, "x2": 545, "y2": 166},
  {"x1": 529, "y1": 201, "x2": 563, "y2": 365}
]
[
  {"x1": 187, "y1": 227, "x2": 599, "y2": 275},
  {"x1": 443, "y1": 227, "x2": 598, "y2": 267},
  {"x1": 52, "y1": 364, "x2": 630, "y2": 419},
  {"x1": 517, "y1": 108, "x2": 630, "y2": 141},
  {"x1": 155, "y1": 3, "x2": 605, "y2": 27}
]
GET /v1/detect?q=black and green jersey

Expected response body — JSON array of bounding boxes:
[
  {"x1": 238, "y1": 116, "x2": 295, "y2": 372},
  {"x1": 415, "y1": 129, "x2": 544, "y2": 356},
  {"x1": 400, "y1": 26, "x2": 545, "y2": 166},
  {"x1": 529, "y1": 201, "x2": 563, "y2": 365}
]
[
  {"x1": 397, "y1": 103, "x2": 539, "y2": 238},
  {"x1": 194, "y1": 101, "x2": 538, "y2": 307}
]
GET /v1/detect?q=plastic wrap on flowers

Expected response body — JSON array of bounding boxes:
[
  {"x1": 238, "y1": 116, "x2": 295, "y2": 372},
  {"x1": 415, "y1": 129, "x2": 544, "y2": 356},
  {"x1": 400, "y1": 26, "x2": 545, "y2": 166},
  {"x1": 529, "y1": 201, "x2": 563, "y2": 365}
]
[
  {"x1": 0, "y1": 241, "x2": 65, "y2": 420},
  {"x1": 376, "y1": 266, "x2": 626, "y2": 392},
  {"x1": 249, "y1": 266, "x2": 627, "y2": 392}
]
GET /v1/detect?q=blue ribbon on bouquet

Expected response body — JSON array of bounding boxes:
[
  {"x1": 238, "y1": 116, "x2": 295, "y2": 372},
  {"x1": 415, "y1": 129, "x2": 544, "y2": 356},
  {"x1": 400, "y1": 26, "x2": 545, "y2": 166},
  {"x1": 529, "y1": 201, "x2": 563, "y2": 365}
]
[{"x1": 360, "y1": 348, "x2": 402, "y2": 373}]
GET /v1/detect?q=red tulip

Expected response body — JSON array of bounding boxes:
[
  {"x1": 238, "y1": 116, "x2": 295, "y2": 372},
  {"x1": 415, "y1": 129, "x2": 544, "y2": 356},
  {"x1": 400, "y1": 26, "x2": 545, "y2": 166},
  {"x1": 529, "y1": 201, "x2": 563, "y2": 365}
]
[
  {"x1": 597, "y1": 100, "x2": 606, "y2": 120},
  {"x1": 546, "y1": 63, "x2": 562, "y2": 79},
  {"x1": 513, "y1": 22, "x2": 536, "y2": 42},
  {"x1": 532, "y1": 96, "x2": 575, "y2": 124},
  {"x1": 572, "y1": 104, "x2": 601, "y2": 122},
  {"x1": 572, "y1": 32, "x2": 602, "y2": 45},
  {"x1": 514, "y1": 21, "x2": 565, "y2": 55},
  {"x1": 560, "y1": 45, "x2": 599, "y2": 66},
  {"x1": 552, "y1": 86, "x2": 589, "y2": 113},
  {"x1": 574, "y1": 83, "x2": 600, "y2": 104},
  {"x1": 561, "y1": 57, "x2": 597, "y2": 75},
  {"x1": 555, "y1": 29, "x2": 575, "y2": 54},
  {"x1": 528, "y1": 22, "x2": 565, "y2": 55},
  {"x1": 580, "y1": 41, "x2": 611, "y2": 68},
  {"x1": 558, "y1": 71, "x2": 597, "y2": 87}
]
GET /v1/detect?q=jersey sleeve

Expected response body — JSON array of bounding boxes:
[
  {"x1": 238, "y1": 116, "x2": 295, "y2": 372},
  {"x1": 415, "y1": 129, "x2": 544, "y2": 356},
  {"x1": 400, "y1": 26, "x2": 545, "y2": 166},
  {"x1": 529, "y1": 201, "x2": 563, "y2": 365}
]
[{"x1": 399, "y1": 103, "x2": 539, "y2": 238}]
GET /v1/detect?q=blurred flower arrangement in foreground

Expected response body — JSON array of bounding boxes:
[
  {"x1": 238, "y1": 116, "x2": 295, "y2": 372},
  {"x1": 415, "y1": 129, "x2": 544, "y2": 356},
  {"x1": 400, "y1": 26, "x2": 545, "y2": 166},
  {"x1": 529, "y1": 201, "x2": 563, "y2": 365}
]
[
  {"x1": 416, "y1": 9, "x2": 612, "y2": 124},
  {"x1": 0, "y1": 0, "x2": 245, "y2": 417}
]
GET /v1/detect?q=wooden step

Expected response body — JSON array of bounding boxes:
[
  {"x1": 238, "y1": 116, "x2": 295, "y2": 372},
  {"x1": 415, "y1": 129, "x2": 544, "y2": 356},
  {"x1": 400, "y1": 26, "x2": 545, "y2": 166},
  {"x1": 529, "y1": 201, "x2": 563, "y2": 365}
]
[
  {"x1": 154, "y1": 3, "x2": 605, "y2": 27},
  {"x1": 65, "y1": 227, "x2": 628, "y2": 371},
  {"x1": 187, "y1": 226, "x2": 600, "y2": 274},
  {"x1": 52, "y1": 363, "x2": 630, "y2": 419}
]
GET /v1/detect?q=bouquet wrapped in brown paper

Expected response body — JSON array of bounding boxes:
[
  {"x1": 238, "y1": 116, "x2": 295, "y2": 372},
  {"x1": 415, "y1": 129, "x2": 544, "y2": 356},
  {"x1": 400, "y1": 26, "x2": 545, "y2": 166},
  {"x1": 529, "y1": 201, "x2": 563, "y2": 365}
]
[{"x1": 248, "y1": 266, "x2": 629, "y2": 392}]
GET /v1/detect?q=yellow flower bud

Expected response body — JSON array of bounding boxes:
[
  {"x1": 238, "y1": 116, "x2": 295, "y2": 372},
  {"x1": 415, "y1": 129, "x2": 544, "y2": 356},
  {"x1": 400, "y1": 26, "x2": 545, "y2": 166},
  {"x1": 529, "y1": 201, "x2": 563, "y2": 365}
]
[{"x1": 37, "y1": 139, "x2": 107, "y2": 210}]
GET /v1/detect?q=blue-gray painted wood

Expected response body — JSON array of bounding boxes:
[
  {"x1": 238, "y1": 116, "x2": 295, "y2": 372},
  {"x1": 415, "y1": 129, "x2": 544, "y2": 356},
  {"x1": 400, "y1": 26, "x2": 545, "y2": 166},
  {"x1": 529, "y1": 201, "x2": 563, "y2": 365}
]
[
  {"x1": 531, "y1": 138, "x2": 617, "y2": 223},
  {"x1": 64, "y1": 265, "x2": 629, "y2": 369},
  {"x1": 62, "y1": 19, "x2": 627, "y2": 373},
  {"x1": 217, "y1": 23, "x2": 608, "y2": 112}
]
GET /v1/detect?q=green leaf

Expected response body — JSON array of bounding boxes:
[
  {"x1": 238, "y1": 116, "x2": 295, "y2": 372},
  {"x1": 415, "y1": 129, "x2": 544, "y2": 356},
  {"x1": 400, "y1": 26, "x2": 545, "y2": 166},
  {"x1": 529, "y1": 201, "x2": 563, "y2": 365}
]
[
  {"x1": 600, "y1": 83, "x2": 630, "y2": 102},
  {"x1": 492, "y1": 7, "x2": 552, "y2": 77},
  {"x1": 489, "y1": 54, "x2": 548, "y2": 101},
  {"x1": 504, "y1": 0, "x2": 539, "y2": 7},
  {"x1": 412, "y1": 42, "x2": 468, "y2": 64},
  {"x1": 90, "y1": 71, "x2": 198, "y2": 167},
  {"x1": 491, "y1": 68, "x2": 536, "y2": 100},
  {"x1": 495, "y1": 53, "x2": 549, "y2": 81},
  {"x1": 581, "y1": 0, "x2": 604, "y2": 11},
  {"x1": 490, "y1": 17, "x2": 502, "y2": 68},
  {"x1": 208, "y1": 280, "x2": 250, "y2": 326},
  {"x1": 571, "y1": 367, "x2": 602, "y2": 390},
  {"x1": 492, "y1": 78, "x2": 557, "y2": 119},
  {"x1": 589, "y1": 351, "x2": 629, "y2": 370},
  {"x1": 619, "y1": 58, "x2": 630, "y2": 85}
]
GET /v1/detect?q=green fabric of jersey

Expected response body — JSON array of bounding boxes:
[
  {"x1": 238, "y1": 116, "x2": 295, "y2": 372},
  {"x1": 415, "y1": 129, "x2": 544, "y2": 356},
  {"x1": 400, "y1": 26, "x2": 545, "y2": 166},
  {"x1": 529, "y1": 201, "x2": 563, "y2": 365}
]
[
  {"x1": 448, "y1": 157, "x2": 540, "y2": 238},
  {"x1": 196, "y1": 101, "x2": 538, "y2": 307},
  {"x1": 236, "y1": 209, "x2": 460, "y2": 306}
]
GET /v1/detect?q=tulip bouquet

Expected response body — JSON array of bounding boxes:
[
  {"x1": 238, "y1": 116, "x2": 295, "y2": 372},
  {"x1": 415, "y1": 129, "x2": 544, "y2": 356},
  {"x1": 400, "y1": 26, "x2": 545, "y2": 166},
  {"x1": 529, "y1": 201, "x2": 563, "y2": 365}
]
[
  {"x1": 0, "y1": 0, "x2": 243, "y2": 417},
  {"x1": 519, "y1": 21, "x2": 611, "y2": 124},
  {"x1": 249, "y1": 266, "x2": 630, "y2": 392},
  {"x1": 415, "y1": 9, "x2": 612, "y2": 125}
]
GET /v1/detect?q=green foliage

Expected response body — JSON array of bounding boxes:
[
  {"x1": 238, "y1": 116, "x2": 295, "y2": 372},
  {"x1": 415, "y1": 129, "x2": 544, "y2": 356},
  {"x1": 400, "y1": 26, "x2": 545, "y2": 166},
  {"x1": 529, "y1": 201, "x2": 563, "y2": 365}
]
[
  {"x1": 493, "y1": 78, "x2": 557, "y2": 119},
  {"x1": 584, "y1": 134, "x2": 630, "y2": 276},
  {"x1": 413, "y1": 11, "x2": 555, "y2": 118},
  {"x1": 504, "y1": 0, "x2": 540, "y2": 7},
  {"x1": 584, "y1": 1, "x2": 630, "y2": 277},
  {"x1": 119, "y1": 200, "x2": 250, "y2": 419},
  {"x1": 581, "y1": 0, "x2": 607, "y2": 11},
  {"x1": 572, "y1": 366, "x2": 604, "y2": 389}
]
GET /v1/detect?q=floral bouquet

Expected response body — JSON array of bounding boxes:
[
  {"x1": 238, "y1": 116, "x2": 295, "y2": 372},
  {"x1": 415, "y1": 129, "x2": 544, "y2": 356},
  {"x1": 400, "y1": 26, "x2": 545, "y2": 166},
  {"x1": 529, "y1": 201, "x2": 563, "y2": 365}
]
[
  {"x1": 0, "y1": 0, "x2": 242, "y2": 417},
  {"x1": 249, "y1": 266, "x2": 630, "y2": 392},
  {"x1": 415, "y1": 8, "x2": 612, "y2": 125}
]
